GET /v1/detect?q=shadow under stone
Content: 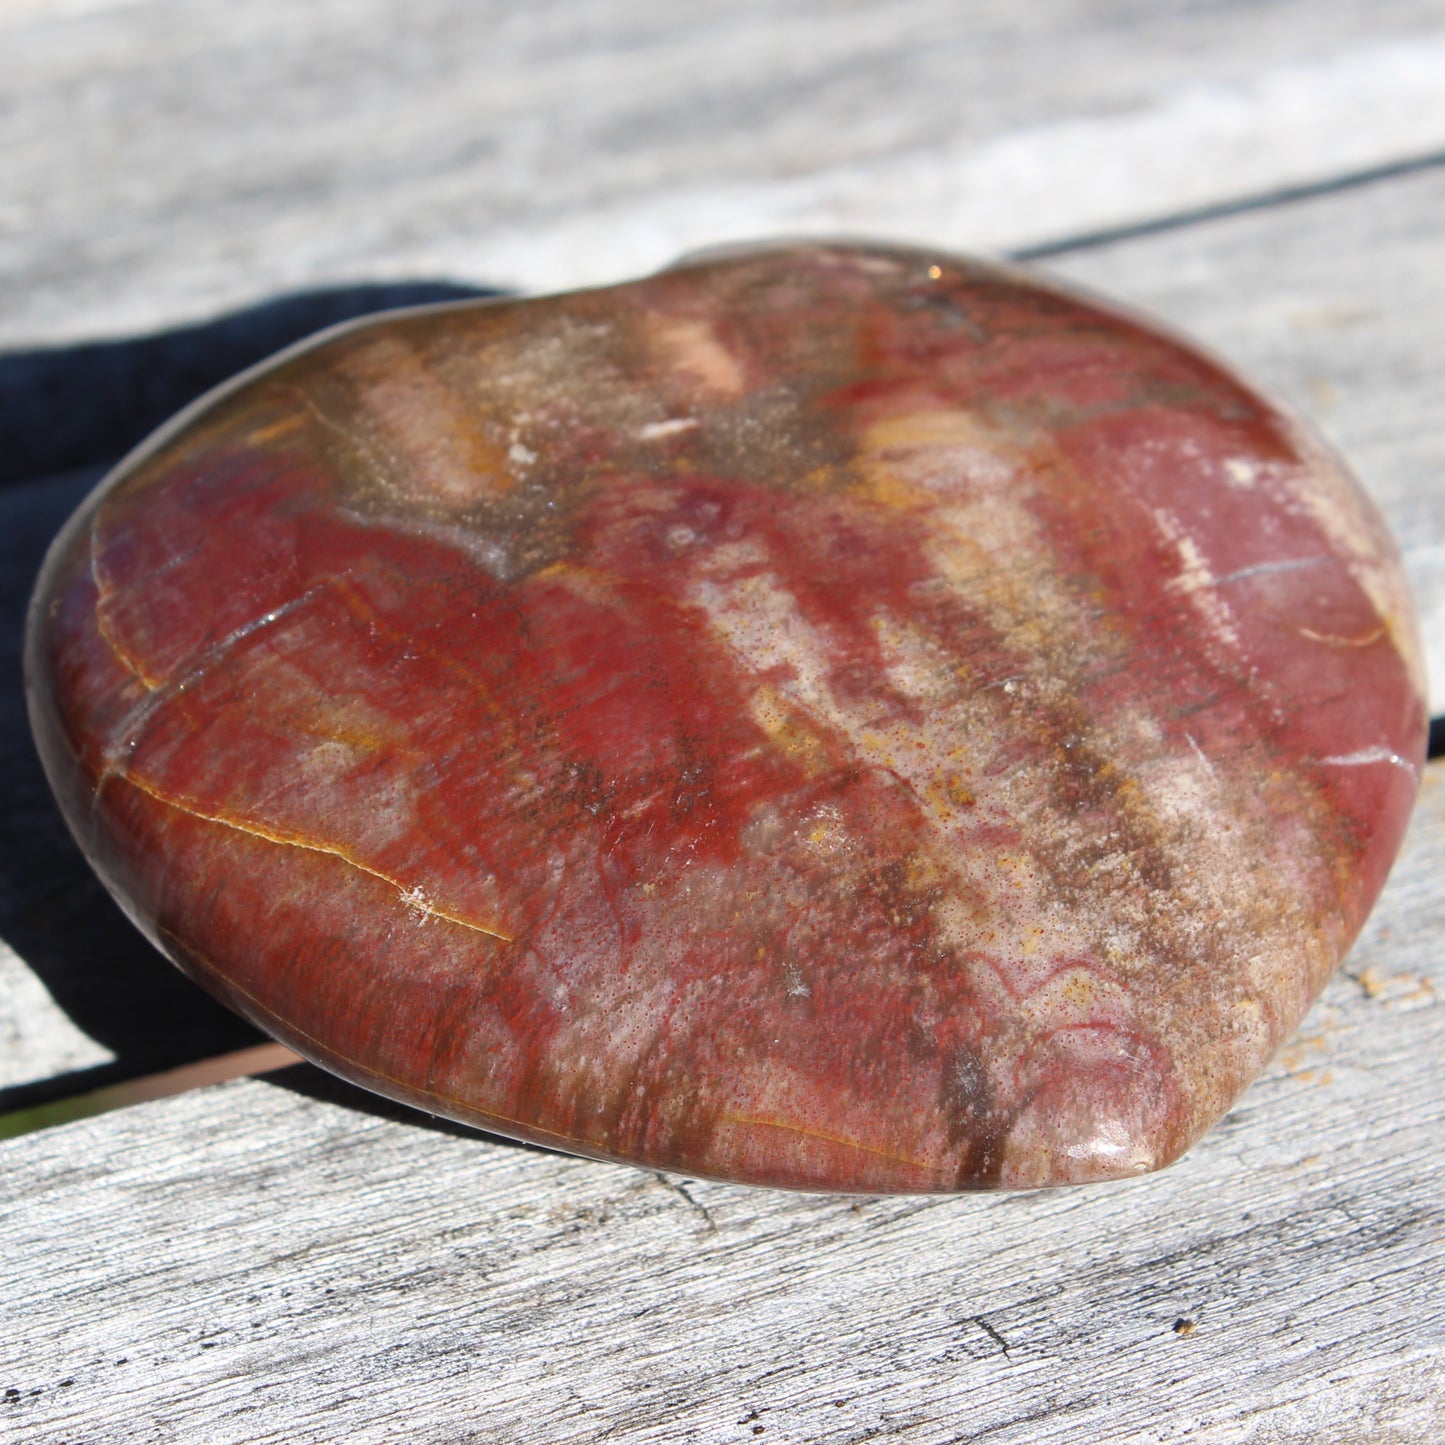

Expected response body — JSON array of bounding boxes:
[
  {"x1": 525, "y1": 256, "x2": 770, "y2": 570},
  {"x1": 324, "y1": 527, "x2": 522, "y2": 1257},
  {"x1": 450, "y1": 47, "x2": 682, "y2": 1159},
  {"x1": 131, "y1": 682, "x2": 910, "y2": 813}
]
[
  {"x1": 0, "y1": 280, "x2": 501, "y2": 1119},
  {"x1": 266, "y1": 1063, "x2": 562, "y2": 1155},
  {"x1": 0, "y1": 280, "x2": 493, "y2": 487}
]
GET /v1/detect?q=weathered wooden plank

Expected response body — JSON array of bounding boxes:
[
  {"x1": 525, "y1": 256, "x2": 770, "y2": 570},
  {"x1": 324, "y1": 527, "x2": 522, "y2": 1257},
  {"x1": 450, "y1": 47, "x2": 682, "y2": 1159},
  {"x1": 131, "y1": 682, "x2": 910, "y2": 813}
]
[
  {"x1": 0, "y1": 1043, "x2": 296, "y2": 1138},
  {"x1": 3, "y1": 1, "x2": 1445, "y2": 346},
  {"x1": 3, "y1": 769, "x2": 1442, "y2": 1441},
  {"x1": 0, "y1": 937, "x2": 111, "y2": 1088}
]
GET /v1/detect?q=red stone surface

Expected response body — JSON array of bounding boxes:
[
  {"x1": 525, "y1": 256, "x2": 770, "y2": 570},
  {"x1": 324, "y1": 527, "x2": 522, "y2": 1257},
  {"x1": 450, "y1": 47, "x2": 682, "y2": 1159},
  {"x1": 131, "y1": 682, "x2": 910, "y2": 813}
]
[{"x1": 27, "y1": 243, "x2": 1425, "y2": 1191}]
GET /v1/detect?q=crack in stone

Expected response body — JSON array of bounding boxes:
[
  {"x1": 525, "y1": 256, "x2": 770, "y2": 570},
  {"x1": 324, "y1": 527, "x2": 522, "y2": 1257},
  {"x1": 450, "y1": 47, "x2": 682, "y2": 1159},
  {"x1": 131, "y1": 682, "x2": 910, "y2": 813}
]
[
  {"x1": 1211, "y1": 555, "x2": 1330, "y2": 588},
  {"x1": 90, "y1": 520, "x2": 163, "y2": 690},
  {"x1": 114, "y1": 770, "x2": 515, "y2": 943},
  {"x1": 716, "y1": 1110, "x2": 932, "y2": 1173},
  {"x1": 93, "y1": 577, "x2": 349, "y2": 760}
]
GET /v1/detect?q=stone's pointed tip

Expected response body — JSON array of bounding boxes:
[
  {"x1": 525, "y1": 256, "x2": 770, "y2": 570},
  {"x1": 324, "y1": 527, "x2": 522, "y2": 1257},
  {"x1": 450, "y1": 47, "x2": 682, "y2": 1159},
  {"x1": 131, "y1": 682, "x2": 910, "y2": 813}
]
[
  {"x1": 26, "y1": 241, "x2": 1423, "y2": 1194},
  {"x1": 999, "y1": 1096, "x2": 1176, "y2": 1190}
]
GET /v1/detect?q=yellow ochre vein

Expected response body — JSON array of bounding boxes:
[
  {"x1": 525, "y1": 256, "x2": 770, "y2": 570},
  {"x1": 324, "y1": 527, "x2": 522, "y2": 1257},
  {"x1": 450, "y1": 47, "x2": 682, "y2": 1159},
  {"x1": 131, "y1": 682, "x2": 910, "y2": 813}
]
[
  {"x1": 717, "y1": 1110, "x2": 932, "y2": 1171},
  {"x1": 116, "y1": 771, "x2": 514, "y2": 943}
]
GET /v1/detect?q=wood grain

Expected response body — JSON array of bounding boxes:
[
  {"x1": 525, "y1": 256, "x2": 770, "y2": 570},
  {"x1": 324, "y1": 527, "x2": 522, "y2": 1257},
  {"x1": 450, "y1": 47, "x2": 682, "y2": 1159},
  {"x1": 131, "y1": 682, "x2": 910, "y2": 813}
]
[
  {"x1": 3, "y1": 1, "x2": 1445, "y2": 346},
  {"x1": 0, "y1": 936, "x2": 112, "y2": 1088},
  {"x1": 2, "y1": 773, "x2": 1442, "y2": 1443}
]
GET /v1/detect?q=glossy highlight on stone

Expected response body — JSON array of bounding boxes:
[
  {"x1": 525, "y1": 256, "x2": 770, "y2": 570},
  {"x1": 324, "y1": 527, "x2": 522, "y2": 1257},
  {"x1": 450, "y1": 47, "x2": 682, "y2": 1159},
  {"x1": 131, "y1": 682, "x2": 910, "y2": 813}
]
[{"x1": 27, "y1": 243, "x2": 1425, "y2": 1191}]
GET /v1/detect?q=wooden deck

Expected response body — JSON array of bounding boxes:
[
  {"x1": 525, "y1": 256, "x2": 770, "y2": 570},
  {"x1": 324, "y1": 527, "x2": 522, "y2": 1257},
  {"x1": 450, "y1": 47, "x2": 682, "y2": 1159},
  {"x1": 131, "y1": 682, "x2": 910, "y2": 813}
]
[{"x1": 2, "y1": 3, "x2": 1442, "y2": 1440}]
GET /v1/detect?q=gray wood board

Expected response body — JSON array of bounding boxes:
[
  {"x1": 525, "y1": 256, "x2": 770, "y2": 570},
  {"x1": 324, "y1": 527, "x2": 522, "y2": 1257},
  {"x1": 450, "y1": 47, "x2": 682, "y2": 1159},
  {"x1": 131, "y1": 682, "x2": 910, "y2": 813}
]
[
  {"x1": 4, "y1": 0, "x2": 1445, "y2": 346},
  {"x1": 2, "y1": 773, "x2": 1442, "y2": 1443}
]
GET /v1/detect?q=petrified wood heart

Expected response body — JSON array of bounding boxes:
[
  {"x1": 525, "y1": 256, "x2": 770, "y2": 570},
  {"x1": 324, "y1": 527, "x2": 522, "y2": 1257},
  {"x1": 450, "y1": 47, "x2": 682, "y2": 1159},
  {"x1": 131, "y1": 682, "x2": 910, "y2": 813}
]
[{"x1": 27, "y1": 243, "x2": 1425, "y2": 1191}]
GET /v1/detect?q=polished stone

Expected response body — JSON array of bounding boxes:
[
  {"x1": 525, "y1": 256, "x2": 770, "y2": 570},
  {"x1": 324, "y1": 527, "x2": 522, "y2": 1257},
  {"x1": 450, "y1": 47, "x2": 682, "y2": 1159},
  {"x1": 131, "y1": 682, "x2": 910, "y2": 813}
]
[{"x1": 27, "y1": 243, "x2": 1426, "y2": 1191}]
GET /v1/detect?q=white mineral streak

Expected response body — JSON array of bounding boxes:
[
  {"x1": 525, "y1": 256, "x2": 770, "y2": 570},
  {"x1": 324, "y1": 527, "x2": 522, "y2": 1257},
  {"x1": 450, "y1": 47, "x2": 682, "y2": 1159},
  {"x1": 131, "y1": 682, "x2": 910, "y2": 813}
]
[
  {"x1": 638, "y1": 417, "x2": 699, "y2": 440},
  {"x1": 1154, "y1": 508, "x2": 1243, "y2": 651},
  {"x1": 1184, "y1": 732, "x2": 1216, "y2": 780},
  {"x1": 351, "y1": 506, "x2": 514, "y2": 579},
  {"x1": 1321, "y1": 747, "x2": 1420, "y2": 779},
  {"x1": 1223, "y1": 456, "x2": 1261, "y2": 488},
  {"x1": 686, "y1": 411, "x2": 1341, "y2": 1175}
]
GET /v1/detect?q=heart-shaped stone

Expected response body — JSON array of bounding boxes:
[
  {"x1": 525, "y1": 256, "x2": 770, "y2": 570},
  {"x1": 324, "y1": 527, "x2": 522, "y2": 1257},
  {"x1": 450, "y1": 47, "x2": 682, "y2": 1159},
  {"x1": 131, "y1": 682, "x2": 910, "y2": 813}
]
[{"x1": 27, "y1": 242, "x2": 1425, "y2": 1191}]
